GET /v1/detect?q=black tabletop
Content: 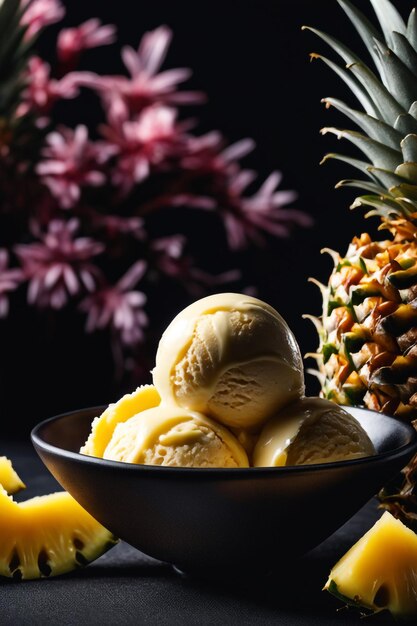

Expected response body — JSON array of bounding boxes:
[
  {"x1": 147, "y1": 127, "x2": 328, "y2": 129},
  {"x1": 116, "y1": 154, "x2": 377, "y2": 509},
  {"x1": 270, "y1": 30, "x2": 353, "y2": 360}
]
[{"x1": 1, "y1": 442, "x2": 393, "y2": 626}]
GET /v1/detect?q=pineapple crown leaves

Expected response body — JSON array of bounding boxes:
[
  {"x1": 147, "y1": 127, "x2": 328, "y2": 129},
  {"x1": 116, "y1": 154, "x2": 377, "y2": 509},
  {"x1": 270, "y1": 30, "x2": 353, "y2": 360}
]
[{"x1": 305, "y1": 0, "x2": 417, "y2": 229}]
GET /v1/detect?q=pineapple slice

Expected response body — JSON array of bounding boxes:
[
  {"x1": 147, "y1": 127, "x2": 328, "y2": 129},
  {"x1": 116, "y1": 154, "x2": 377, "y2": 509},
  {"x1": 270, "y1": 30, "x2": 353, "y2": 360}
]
[
  {"x1": 80, "y1": 384, "x2": 160, "y2": 458},
  {"x1": 0, "y1": 461, "x2": 117, "y2": 580},
  {"x1": 325, "y1": 512, "x2": 417, "y2": 619},
  {"x1": 0, "y1": 456, "x2": 25, "y2": 494}
]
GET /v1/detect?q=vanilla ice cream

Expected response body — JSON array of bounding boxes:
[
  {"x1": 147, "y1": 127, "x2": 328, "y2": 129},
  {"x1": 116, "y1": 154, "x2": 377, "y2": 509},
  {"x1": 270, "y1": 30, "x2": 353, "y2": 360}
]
[
  {"x1": 80, "y1": 385, "x2": 160, "y2": 458},
  {"x1": 253, "y1": 397, "x2": 375, "y2": 467},
  {"x1": 152, "y1": 293, "x2": 305, "y2": 430},
  {"x1": 103, "y1": 405, "x2": 249, "y2": 468}
]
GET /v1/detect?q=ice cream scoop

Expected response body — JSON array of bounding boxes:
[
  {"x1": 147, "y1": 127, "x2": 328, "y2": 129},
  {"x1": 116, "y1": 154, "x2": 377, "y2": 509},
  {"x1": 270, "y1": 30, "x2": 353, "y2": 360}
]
[
  {"x1": 103, "y1": 405, "x2": 249, "y2": 468},
  {"x1": 253, "y1": 397, "x2": 375, "y2": 467},
  {"x1": 152, "y1": 293, "x2": 305, "y2": 430},
  {"x1": 80, "y1": 385, "x2": 160, "y2": 458}
]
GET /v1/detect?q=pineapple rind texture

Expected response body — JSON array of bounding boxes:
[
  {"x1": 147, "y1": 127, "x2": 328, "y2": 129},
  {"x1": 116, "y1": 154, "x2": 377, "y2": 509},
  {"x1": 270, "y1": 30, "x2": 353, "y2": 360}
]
[
  {"x1": 314, "y1": 233, "x2": 417, "y2": 421},
  {"x1": 306, "y1": 0, "x2": 417, "y2": 520}
]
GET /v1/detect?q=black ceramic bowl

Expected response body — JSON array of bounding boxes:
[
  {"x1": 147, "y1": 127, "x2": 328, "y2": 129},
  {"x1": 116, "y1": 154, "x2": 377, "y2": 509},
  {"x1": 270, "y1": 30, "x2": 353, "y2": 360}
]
[{"x1": 32, "y1": 406, "x2": 417, "y2": 576}]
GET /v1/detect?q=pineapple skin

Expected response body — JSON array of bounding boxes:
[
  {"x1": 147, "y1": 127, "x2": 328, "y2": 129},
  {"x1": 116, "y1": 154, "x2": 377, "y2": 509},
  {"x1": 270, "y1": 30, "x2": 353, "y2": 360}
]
[
  {"x1": 315, "y1": 231, "x2": 417, "y2": 421},
  {"x1": 306, "y1": 0, "x2": 417, "y2": 524}
]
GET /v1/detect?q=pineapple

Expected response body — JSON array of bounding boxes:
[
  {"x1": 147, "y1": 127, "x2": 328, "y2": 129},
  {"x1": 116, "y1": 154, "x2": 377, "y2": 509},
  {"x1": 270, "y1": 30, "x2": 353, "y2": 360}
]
[
  {"x1": 80, "y1": 384, "x2": 160, "y2": 457},
  {"x1": 0, "y1": 456, "x2": 25, "y2": 494},
  {"x1": 325, "y1": 512, "x2": 417, "y2": 619},
  {"x1": 306, "y1": 0, "x2": 417, "y2": 525},
  {"x1": 0, "y1": 458, "x2": 118, "y2": 580}
]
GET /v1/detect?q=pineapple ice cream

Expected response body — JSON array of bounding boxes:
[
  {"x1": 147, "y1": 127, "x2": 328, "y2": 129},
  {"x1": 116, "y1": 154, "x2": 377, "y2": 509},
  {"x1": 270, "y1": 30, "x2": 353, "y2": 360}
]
[
  {"x1": 253, "y1": 397, "x2": 375, "y2": 467},
  {"x1": 103, "y1": 405, "x2": 249, "y2": 468},
  {"x1": 152, "y1": 293, "x2": 304, "y2": 430}
]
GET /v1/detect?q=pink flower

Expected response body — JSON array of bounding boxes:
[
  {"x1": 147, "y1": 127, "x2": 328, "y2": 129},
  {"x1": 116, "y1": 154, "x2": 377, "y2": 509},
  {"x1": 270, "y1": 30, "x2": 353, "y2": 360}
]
[
  {"x1": 172, "y1": 133, "x2": 311, "y2": 250},
  {"x1": 221, "y1": 171, "x2": 310, "y2": 250},
  {"x1": 37, "y1": 125, "x2": 115, "y2": 208},
  {"x1": 86, "y1": 26, "x2": 203, "y2": 120},
  {"x1": 21, "y1": 0, "x2": 65, "y2": 39},
  {"x1": 0, "y1": 250, "x2": 24, "y2": 317},
  {"x1": 81, "y1": 261, "x2": 148, "y2": 345},
  {"x1": 91, "y1": 214, "x2": 146, "y2": 241},
  {"x1": 57, "y1": 19, "x2": 116, "y2": 65},
  {"x1": 101, "y1": 106, "x2": 185, "y2": 194},
  {"x1": 15, "y1": 219, "x2": 103, "y2": 309},
  {"x1": 151, "y1": 236, "x2": 240, "y2": 295},
  {"x1": 182, "y1": 134, "x2": 255, "y2": 176},
  {"x1": 18, "y1": 57, "x2": 83, "y2": 122}
]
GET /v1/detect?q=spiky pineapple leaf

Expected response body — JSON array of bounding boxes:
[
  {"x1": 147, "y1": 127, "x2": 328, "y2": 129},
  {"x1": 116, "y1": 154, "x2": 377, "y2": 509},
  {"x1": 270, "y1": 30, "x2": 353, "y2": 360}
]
[
  {"x1": 401, "y1": 135, "x2": 417, "y2": 162},
  {"x1": 336, "y1": 178, "x2": 389, "y2": 196},
  {"x1": 348, "y1": 62, "x2": 405, "y2": 125},
  {"x1": 392, "y1": 33, "x2": 417, "y2": 77},
  {"x1": 337, "y1": 0, "x2": 383, "y2": 72},
  {"x1": 367, "y1": 167, "x2": 406, "y2": 188},
  {"x1": 394, "y1": 112, "x2": 417, "y2": 135},
  {"x1": 395, "y1": 162, "x2": 417, "y2": 183},
  {"x1": 323, "y1": 98, "x2": 402, "y2": 149},
  {"x1": 369, "y1": 0, "x2": 406, "y2": 47},
  {"x1": 390, "y1": 183, "x2": 417, "y2": 201},
  {"x1": 322, "y1": 128, "x2": 402, "y2": 170},
  {"x1": 373, "y1": 39, "x2": 417, "y2": 111},
  {"x1": 407, "y1": 9, "x2": 417, "y2": 52},
  {"x1": 311, "y1": 53, "x2": 378, "y2": 116}
]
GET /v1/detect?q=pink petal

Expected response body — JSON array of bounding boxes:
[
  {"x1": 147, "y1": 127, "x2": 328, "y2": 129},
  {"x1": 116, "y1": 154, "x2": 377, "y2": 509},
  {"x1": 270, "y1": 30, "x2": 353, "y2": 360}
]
[
  {"x1": 222, "y1": 139, "x2": 255, "y2": 163},
  {"x1": 118, "y1": 260, "x2": 147, "y2": 290},
  {"x1": 139, "y1": 26, "x2": 172, "y2": 76},
  {"x1": 122, "y1": 46, "x2": 142, "y2": 77}
]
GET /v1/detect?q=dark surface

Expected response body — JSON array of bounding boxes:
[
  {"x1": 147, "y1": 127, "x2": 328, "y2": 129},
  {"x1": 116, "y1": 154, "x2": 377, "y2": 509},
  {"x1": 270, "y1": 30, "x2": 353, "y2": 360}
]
[
  {"x1": 31, "y1": 405, "x2": 417, "y2": 576},
  {"x1": 1, "y1": 440, "x2": 396, "y2": 625}
]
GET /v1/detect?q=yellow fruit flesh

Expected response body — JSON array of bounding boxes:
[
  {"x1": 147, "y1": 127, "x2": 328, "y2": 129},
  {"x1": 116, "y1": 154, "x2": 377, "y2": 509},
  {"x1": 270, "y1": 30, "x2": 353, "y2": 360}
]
[
  {"x1": 325, "y1": 512, "x2": 417, "y2": 618},
  {"x1": 0, "y1": 485, "x2": 117, "y2": 580},
  {"x1": 0, "y1": 456, "x2": 25, "y2": 494},
  {"x1": 80, "y1": 384, "x2": 160, "y2": 457}
]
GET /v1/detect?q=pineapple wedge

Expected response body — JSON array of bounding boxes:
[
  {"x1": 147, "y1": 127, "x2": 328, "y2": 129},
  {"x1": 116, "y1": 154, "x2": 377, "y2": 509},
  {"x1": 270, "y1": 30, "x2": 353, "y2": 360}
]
[
  {"x1": 325, "y1": 512, "x2": 417, "y2": 619},
  {"x1": 0, "y1": 456, "x2": 25, "y2": 494},
  {"x1": 80, "y1": 384, "x2": 160, "y2": 458}
]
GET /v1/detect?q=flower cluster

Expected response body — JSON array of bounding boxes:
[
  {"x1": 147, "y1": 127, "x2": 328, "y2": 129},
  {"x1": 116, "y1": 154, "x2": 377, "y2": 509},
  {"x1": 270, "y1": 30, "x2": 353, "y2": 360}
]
[{"x1": 0, "y1": 0, "x2": 311, "y2": 379}]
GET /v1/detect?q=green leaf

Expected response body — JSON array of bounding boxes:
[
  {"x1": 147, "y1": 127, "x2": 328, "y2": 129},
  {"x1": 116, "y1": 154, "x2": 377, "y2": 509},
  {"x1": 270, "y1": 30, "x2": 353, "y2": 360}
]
[
  {"x1": 336, "y1": 178, "x2": 389, "y2": 196},
  {"x1": 392, "y1": 32, "x2": 417, "y2": 78},
  {"x1": 321, "y1": 153, "x2": 373, "y2": 178},
  {"x1": 367, "y1": 166, "x2": 407, "y2": 188},
  {"x1": 351, "y1": 194, "x2": 402, "y2": 215},
  {"x1": 402, "y1": 134, "x2": 417, "y2": 162},
  {"x1": 373, "y1": 39, "x2": 417, "y2": 111},
  {"x1": 337, "y1": 0, "x2": 383, "y2": 72},
  {"x1": 321, "y1": 127, "x2": 402, "y2": 170},
  {"x1": 395, "y1": 161, "x2": 417, "y2": 183},
  {"x1": 310, "y1": 54, "x2": 378, "y2": 116},
  {"x1": 323, "y1": 98, "x2": 402, "y2": 150},
  {"x1": 407, "y1": 8, "x2": 417, "y2": 52},
  {"x1": 369, "y1": 0, "x2": 406, "y2": 48},
  {"x1": 349, "y1": 62, "x2": 406, "y2": 125},
  {"x1": 390, "y1": 182, "x2": 417, "y2": 201},
  {"x1": 409, "y1": 101, "x2": 417, "y2": 121},
  {"x1": 394, "y1": 111, "x2": 417, "y2": 135},
  {"x1": 304, "y1": 25, "x2": 363, "y2": 67}
]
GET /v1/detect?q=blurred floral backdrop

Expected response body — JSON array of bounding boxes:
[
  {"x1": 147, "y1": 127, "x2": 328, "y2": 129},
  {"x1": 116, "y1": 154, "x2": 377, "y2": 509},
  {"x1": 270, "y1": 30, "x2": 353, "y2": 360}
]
[{"x1": 0, "y1": 0, "x2": 313, "y2": 435}]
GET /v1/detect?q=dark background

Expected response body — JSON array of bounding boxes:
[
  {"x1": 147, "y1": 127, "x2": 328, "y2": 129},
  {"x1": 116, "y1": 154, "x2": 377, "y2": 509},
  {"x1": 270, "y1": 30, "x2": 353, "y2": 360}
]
[{"x1": 3, "y1": 0, "x2": 416, "y2": 438}]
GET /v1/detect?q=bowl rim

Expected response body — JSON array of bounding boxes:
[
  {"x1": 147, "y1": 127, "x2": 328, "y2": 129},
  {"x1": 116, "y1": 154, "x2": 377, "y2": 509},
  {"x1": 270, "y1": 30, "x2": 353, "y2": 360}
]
[{"x1": 31, "y1": 405, "x2": 417, "y2": 478}]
